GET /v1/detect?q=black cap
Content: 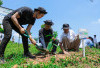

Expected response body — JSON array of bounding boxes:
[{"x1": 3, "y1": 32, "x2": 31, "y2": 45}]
[
  {"x1": 62, "y1": 24, "x2": 69, "y2": 29},
  {"x1": 94, "y1": 35, "x2": 96, "y2": 37},
  {"x1": 34, "y1": 7, "x2": 47, "y2": 14},
  {"x1": 44, "y1": 20, "x2": 54, "y2": 25}
]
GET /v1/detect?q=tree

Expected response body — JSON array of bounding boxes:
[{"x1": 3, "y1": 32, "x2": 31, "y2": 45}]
[
  {"x1": 0, "y1": 0, "x2": 3, "y2": 6},
  {"x1": 41, "y1": 24, "x2": 45, "y2": 28}
]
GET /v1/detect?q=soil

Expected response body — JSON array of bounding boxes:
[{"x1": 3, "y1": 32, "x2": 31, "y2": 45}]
[{"x1": 26, "y1": 51, "x2": 78, "y2": 65}]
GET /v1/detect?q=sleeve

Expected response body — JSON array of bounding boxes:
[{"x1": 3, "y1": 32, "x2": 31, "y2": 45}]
[
  {"x1": 39, "y1": 29, "x2": 44, "y2": 40},
  {"x1": 17, "y1": 7, "x2": 26, "y2": 17},
  {"x1": 59, "y1": 34, "x2": 63, "y2": 43},
  {"x1": 71, "y1": 30, "x2": 76, "y2": 38},
  {"x1": 17, "y1": 7, "x2": 33, "y2": 17},
  {"x1": 29, "y1": 18, "x2": 36, "y2": 25},
  {"x1": 51, "y1": 28, "x2": 54, "y2": 37},
  {"x1": 39, "y1": 29, "x2": 46, "y2": 48}
]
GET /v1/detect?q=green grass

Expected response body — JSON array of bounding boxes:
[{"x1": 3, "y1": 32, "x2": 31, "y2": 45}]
[
  {"x1": 0, "y1": 41, "x2": 40, "y2": 68},
  {"x1": 0, "y1": 41, "x2": 100, "y2": 68}
]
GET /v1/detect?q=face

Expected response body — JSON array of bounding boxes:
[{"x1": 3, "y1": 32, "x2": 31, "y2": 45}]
[
  {"x1": 33, "y1": 11, "x2": 45, "y2": 19},
  {"x1": 63, "y1": 29, "x2": 69, "y2": 34},
  {"x1": 36, "y1": 13, "x2": 45, "y2": 19},
  {"x1": 45, "y1": 24, "x2": 51, "y2": 30},
  {"x1": 94, "y1": 35, "x2": 96, "y2": 37}
]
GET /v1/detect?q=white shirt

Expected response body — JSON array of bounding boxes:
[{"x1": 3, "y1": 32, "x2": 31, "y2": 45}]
[
  {"x1": 59, "y1": 29, "x2": 76, "y2": 43},
  {"x1": 93, "y1": 37, "x2": 97, "y2": 43},
  {"x1": 85, "y1": 39, "x2": 93, "y2": 45},
  {"x1": 79, "y1": 39, "x2": 92, "y2": 48}
]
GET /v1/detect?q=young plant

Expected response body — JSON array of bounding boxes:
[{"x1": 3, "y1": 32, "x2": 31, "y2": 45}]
[{"x1": 46, "y1": 31, "x2": 58, "y2": 52}]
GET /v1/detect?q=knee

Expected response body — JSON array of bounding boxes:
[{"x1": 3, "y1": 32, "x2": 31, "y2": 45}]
[{"x1": 62, "y1": 37, "x2": 67, "y2": 41}]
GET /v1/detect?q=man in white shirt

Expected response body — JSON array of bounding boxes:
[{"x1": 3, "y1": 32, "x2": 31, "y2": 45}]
[
  {"x1": 93, "y1": 35, "x2": 97, "y2": 47},
  {"x1": 59, "y1": 24, "x2": 80, "y2": 54}
]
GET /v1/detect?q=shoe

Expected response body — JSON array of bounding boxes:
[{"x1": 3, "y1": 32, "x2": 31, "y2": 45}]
[
  {"x1": 52, "y1": 52, "x2": 56, "y2": 55},
  {"x1": 24, "y1": 52, "x2": 36, "y2": 59},
  {"x1": 0, "y1": 54, "x2": 5, "y2": 64},
  {"x1": 74, "y1": 49, "x2": 79, "y2": 52},
  {"x1": 0, "y1": 58, "x2": 5, "y2": 64},
  {"x1": 0, "y1": 54, "x2": 4, "y2": 57},
  {"x1": 65, "y1": 49, "x2": 68, "y2": 52}
]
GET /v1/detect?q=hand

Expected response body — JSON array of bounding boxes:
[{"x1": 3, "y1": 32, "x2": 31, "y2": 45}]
[
  {"x1": 20, "y1": 28, "x2": 25, "y2": 34},
  {"x1": 63, "y1": 51, "x2": 70, "y2": 56},
  {"x1": 52, "y1": 37, "x2": 56, "y2": 41}
]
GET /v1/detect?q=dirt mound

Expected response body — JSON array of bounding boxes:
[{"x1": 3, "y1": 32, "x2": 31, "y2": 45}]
[{"x1": 26, "y1": 51, "x2": 78, "y2": 65}]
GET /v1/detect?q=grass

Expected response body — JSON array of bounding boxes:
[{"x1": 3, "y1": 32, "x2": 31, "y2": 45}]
[
  {"x1": 0, "y1": 41, "x2": 39, "y2": 68},
  {"x1": 0, "y1": 41, "x2": 100, "y2": 68}
]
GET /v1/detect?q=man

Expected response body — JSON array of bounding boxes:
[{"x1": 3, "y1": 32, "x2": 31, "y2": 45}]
[
  {"x1": 39, "y1": 20, "x2": 58, "y2": 54},
  {"x1": 59, "y1": 24, "x2": 80, "y2": 54},
  {"x1": 93, "y1": 35, "x2": 97, "y2": 47},
  {"x1": 86, "y1": 36, "x2": 94, "y2": 48},
  {"x1": 0, "y1": 7, "x2": 47, "y2": 59}
]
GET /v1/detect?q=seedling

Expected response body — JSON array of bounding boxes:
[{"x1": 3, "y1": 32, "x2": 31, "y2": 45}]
[{"x1": 46, "y1": 31, "x2": 58, "y2": 52}]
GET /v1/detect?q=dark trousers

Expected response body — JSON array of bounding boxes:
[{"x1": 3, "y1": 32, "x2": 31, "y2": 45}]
[{"x1": 0, "y1": 19, "x2": 29, "y2": 55}]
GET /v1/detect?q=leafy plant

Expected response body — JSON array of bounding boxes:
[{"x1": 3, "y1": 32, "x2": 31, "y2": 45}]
[
  {"x1": 47, "y1": 31, "x2": 58, "y2": 52},
  {"x1": 0, "y1": 0, "x2": 3, "y2": 5}
]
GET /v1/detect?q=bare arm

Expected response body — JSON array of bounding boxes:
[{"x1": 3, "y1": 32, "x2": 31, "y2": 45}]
[
  {"x1": 59, "y1": 42, "x2": 70, "y2": 55},
  {"x1": 26, "y1": 24, "x2": 36, "y2": 45},
  {"x1": 26, "y1": 24, "x2": 32, "y2": 37},
  {"x1": 59, "y1": 43, "x2": 65, "y2": 52},
  {"x1": 11, "y1": 12, "x2": 22, "y2": 29},
  {"x1": 11, "y1": 12, "x2": 25, "y2": 34}
]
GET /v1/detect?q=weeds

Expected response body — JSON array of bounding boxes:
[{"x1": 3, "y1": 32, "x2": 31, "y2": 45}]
[{"x1": 0, "y1": 42, "x2": 100, "y2": 68}]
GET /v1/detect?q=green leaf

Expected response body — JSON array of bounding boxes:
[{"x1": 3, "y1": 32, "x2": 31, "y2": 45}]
[
  {"x1": 47, "y1": 41, "x2": 53, "y2": 51},
  {"x1": 0, "y1": 0, "x2": 3, "y2": 5}
]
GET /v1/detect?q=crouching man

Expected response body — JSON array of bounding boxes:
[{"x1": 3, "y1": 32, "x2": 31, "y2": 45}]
[
  {"x1": 0, "y1": 7, "x2": 47, "y2": 59},
  {"x1": 59, "y1": 24, "x2": 80, "y2": 54},
  {"x1": 39, "y1": 20, "x2": 58, "y2": 54}
]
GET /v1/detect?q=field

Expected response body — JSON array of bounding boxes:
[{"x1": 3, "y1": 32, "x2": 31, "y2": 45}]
[{"x1": 0, "y1": 41, "x2": 100, "y2": 68}]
